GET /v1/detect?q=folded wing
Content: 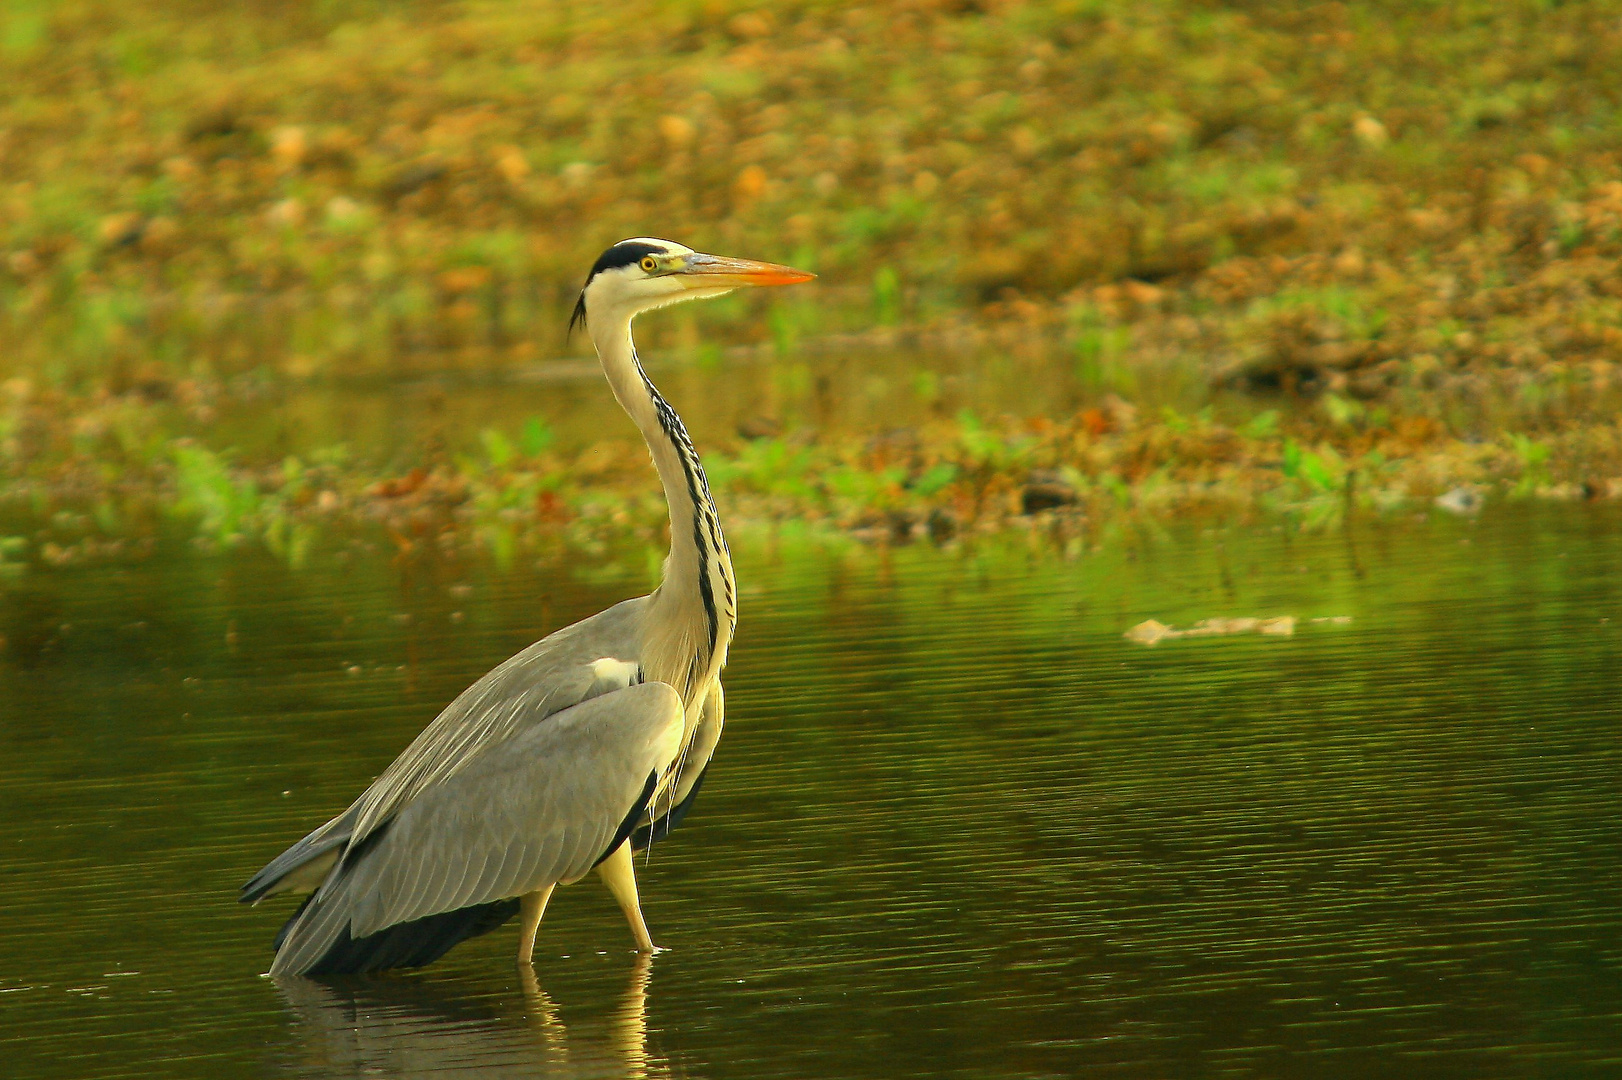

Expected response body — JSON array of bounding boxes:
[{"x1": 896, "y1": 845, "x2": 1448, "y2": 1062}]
[{"x1": 268, "y1": 680, "x2": 684, "y2": 976}]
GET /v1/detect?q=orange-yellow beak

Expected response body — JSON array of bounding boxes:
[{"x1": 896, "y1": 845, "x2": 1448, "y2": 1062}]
[{"x1": 673, "y1": 253, "x2": 816, "y2": 288}]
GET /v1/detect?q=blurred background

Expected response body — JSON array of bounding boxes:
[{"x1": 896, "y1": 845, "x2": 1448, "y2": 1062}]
[{"x1": 5, "y1": 0, "x2": 1622, "y2": 392}]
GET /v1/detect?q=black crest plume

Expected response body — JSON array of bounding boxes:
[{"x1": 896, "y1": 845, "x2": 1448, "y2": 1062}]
[{"x1": 568, "y1": 240, "x2": 670, "y2": 338}]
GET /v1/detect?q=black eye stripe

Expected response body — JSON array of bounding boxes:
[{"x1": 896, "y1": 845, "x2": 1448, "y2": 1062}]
[
  {"x1": 584, "y1": 242, "x2": 668, "y2": 284},
  {"x1": 570, "y1": 240, "x2": 675, "y2": 335}
]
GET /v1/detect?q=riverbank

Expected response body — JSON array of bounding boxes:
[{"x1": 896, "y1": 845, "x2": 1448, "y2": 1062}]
[{"x1": 3, "y1": 367, "x2": 1617, "y2": 575}]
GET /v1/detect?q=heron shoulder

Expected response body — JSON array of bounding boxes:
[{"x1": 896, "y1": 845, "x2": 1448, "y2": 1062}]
[{"x1": 341, "y1": 595, "x2": 655, "y2": 844}]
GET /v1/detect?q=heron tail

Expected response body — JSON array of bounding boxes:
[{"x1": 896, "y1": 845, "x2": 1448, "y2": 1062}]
[{"x1": 271, "y1": 894, "x2": 520, "y2": 976}]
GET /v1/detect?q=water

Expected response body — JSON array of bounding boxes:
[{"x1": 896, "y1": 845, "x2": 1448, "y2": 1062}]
[
  {"x1": 1, "y1": 506, "x2": 1619, "y2": 1077},
  {"x1": 202, "y1": 334, "x2": 1222, "y2": 466}
]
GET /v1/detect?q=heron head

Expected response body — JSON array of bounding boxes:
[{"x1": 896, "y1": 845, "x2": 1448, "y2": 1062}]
[{"x1": 570, "y1": 237, "x2": 814, "y2": 335}]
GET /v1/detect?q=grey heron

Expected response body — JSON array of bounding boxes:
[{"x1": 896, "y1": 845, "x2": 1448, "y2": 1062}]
[{"x1": 242, "y1": 238, "x2": 814, "y2": 975}]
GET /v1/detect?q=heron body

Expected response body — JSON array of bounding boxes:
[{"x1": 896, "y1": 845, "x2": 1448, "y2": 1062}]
[{"x1": 243, "y1": 239, "x2": 813, "y2": 975}]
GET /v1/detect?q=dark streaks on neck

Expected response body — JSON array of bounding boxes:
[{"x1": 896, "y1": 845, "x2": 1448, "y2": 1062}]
[{"x1": 635, "y1": 356, "x2": 730, "y2": 665}]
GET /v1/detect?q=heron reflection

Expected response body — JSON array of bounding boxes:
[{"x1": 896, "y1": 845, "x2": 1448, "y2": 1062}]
[{"x1": 273, "y1": 954, "x2": 671, "y2": 1079}]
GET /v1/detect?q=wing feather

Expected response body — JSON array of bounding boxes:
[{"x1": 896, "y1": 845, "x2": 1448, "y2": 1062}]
[
  {"x1": 345, "y1": 598, "x2": 647, "y2": 844},
  {"x1": 270, "y1": 681, "x2": 684, "y2": 975},
  {"x1": 439, "y1": 847, "x2": 488, "y2": 917},
  {"x1": 244, "y1": 599, "x2": 647, "y2": 905},
  {"x1": 466, "y1": 846, "x2": 507, "y2": 910}
]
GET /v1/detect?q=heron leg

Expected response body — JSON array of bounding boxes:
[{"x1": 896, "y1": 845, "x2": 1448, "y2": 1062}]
[
  {"x1": 596, "y1": 842, "x2": 656, "y2": 952},
  {"x1": 517, "y1": 884, "x2": 556, "y2": 964}
]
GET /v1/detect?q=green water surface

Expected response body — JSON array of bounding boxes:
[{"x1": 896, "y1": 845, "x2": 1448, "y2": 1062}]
[{"x1": 1, "y1": 507, "x2": 1619, "y2": 1078}]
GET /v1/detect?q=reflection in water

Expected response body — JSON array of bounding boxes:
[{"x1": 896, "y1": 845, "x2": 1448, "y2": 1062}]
[
  {"x1": 276, "y1": 955, "x2": 670, "y2": 1079},
  {"x1": 206, "y1": 336, "x2": 1208, "y2": 468}
]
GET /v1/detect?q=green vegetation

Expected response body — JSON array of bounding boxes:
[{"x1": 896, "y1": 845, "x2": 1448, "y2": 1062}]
[
  {"x1": 5, "y1": 383, "x2": 1617, "y2": 572},
  {"x1": 3, "y1": 0, "x2": 1622, "y2": 567}
]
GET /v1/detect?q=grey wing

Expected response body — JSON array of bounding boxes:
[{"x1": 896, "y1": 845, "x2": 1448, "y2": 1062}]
[
  {"x1": 268, "y1": 681, "x2": 684, "y2": 976},
  {"x1": 240, "y1": 804, "x2": 359, "y2": 904},
  {"x1": 242, "y1": 597, "x2": 646, "y2": 904},
  {"x1": 346, "y1": 598, "x2": 649, "y2": 842}
]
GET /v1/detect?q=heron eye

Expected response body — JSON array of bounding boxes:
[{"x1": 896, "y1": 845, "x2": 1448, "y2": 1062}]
[{"x1": 640, "y1": 256, "x2": 658, "y2": 273}]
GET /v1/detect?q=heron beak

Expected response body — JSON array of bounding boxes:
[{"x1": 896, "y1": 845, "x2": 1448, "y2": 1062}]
[{"x1": 674, "y1": 253, "x2": 816, "y2": 289}]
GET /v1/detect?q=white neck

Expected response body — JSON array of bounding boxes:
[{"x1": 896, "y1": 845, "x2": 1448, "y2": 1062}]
[{"x1": 590, "y1": 314, "x2": 735, "y2": 703}]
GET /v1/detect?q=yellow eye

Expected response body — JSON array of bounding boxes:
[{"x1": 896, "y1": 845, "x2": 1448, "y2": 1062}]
[{"x1": 640, "y1": 256, "x2": 658, "y2": 273}]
